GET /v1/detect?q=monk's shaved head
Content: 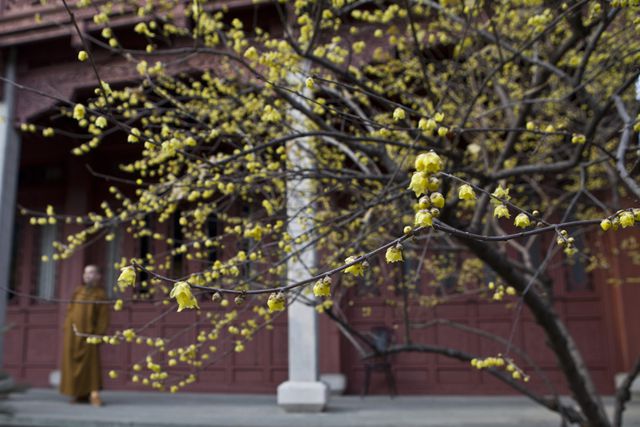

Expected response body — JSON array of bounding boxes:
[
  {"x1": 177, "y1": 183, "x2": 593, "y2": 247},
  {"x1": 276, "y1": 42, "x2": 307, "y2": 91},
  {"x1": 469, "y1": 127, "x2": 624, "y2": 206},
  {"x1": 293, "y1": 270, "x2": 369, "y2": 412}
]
[{"x1": 83, "y1": 265, "x2": 102, "y2": 287}]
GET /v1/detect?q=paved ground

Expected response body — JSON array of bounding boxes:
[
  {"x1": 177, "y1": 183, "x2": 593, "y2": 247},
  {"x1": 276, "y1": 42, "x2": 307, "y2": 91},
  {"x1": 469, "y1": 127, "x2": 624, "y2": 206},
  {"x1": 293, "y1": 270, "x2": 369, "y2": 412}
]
[{"x1": 0, "y1": 388, "x2": 639, "y2": 427}]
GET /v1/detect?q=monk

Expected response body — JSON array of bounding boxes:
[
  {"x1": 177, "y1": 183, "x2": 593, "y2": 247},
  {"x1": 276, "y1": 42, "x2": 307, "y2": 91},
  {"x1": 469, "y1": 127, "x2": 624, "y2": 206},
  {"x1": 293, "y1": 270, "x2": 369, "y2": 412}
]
[{"x1": 60, "y1": 264, "x2": 110, "y2": 406}]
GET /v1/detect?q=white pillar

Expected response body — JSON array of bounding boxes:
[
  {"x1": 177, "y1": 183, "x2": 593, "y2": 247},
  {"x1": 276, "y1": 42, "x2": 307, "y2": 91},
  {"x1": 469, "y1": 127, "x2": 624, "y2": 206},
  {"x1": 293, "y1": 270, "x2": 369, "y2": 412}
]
[
  {"x1": 277, "y1": 74, "x2": 328, "y2": 412},
  {"x1": 0, "y1": 48, "x2": 19, "y2": 367}
]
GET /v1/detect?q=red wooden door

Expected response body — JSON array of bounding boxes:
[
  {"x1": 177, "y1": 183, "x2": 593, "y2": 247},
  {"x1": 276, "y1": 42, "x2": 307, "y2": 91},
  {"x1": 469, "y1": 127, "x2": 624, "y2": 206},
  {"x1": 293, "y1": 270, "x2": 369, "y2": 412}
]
[{"x1": 340, "y1": 244, "x2": 616, "y2": 395}]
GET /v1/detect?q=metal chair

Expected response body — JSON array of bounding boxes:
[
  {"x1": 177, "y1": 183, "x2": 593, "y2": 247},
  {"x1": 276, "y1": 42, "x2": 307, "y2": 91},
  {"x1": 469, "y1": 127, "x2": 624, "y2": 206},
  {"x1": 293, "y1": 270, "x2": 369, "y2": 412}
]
[{"x1": 361, "y1": 326, "x2": 397, "y2": 397}]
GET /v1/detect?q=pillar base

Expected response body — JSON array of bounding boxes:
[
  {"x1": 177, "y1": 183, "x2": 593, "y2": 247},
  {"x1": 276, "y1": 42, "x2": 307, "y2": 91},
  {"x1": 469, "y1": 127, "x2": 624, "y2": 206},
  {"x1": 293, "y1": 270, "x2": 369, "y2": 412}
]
[
  {"x1": 277, "y1": 380, "x2": 329, "y2": 412},
  {"x1": 320, "y1": 373, "x2": 346, "y2": 395}
]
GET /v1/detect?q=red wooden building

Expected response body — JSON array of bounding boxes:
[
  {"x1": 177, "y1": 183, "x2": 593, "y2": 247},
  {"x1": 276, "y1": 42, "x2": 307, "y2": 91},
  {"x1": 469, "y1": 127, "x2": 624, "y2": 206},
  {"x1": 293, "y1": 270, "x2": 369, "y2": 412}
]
[{"x1": 0, "y1": 1, "x2": 638, "y2": 398}]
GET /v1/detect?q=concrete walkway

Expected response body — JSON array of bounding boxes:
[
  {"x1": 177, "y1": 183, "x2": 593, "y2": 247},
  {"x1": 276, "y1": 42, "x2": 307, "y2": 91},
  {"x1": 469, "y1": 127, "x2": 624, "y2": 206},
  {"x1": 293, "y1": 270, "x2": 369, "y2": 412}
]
[{"x1": 0, "y1": 389, "x2": 639, "y2": 427}]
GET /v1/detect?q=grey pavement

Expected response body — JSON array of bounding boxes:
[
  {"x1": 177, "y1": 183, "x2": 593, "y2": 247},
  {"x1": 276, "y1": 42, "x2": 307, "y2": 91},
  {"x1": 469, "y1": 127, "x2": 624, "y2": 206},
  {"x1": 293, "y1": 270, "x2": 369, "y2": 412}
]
[{"x1": 0, "y1": 388, "x2": 639, "y2": 427}]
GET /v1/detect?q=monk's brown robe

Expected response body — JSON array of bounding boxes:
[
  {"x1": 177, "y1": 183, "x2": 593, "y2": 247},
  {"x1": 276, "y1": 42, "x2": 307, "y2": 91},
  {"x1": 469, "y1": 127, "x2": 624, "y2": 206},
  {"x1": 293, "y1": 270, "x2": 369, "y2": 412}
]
[{"x1": 60, "y1": 285, "x2": 109, "y2": 398}]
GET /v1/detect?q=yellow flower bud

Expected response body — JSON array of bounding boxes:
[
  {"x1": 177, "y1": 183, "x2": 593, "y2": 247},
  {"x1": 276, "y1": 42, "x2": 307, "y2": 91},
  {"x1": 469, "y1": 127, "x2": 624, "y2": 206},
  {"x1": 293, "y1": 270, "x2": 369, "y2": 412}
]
[
  {"x1": 571, "y1": 134, "x2": 586, "y2": 144},
  {"x1": 430, "y1": 192, "x2": 445, "y2": 209},
  {"x1": 393, "y1": 107, "x2": 406, "y2": 121}
]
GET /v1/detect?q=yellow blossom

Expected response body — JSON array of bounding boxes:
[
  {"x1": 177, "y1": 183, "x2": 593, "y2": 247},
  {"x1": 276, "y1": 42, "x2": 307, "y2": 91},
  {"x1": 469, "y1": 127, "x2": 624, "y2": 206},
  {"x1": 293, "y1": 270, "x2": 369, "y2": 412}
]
[
  {"x1": 122, "y1": 329, "x2": 135, "y2": 341},
  {"x1": 244, "y1": 46, "x2": 258, "y2": 60},
  {"x1": 385, "y1": 245, "x2": 403, "y2": 263},
  {"x1": 408, "y1": 172, "x2": 428, "y2": 197},
  {"x1": 620, "y1": 211, "x2": 635, "y2": 228},
  {"x1": 600, "y1": 219, "x2": 612, "y2": 231},
  {"x1": 78, "y1": 50, "x2": 88, "y2": 62},
  {"x1": 393, "y1": 107, "x2": 406, "y2": 121},
  {"x1": 344, "y1": 256, "x2": 365, "y2": 276},
  {"x1": 117, "y1": 266, "x2": 136, "y2": 292},
  {"x1": 108, "y1": 370, "x2": 118, "y2": 379},
  {"x1": 414, "y1": 210, "x2": 433, "y2": 227},
  {"x1": 419, "y1": 118, "x2": 437, "y2": 131},
  {"x1": 73, "y1": 104, "x2": 86, "y2": 120},
  {"x1": 95, "y1": 116, "x2": 107, "y2": 128},
  {"x1": 491, "y1": 186, "x2": 510, "y2": 204},
  {"x1": 305, "y1": 77, "x2": 314, "y2": 89},
  {"x1": 262, "y1": 105, "x2": 281, "y2": 123},
  {"x1": 267, "y1": 292, "x2": 286, "y2": 312},
  {"x1": 415, "y1": 151, "x2": 443, "y2": 174},
  {"x1": 494, "y1": 204, "x2": 510, "y2": 219},
  {"x1": 458, "y1": 184, "x2": 476, "y2": 201},
  {"x1": 514, "y1": 213, "x2": 531, "y2": 228},
  {"x1": 113, "y1": 299, "x2": 123, "y2": 311},
  {"x1": 169, "y1": 281, "x2": 199, "y2": 312},
  {"x1": 313, "y1": 276, "x2": 332, "y2": 297}
]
